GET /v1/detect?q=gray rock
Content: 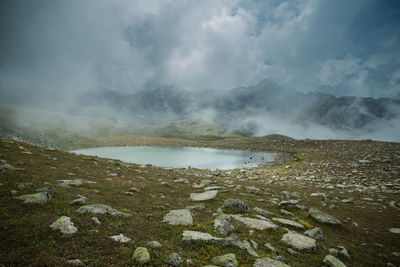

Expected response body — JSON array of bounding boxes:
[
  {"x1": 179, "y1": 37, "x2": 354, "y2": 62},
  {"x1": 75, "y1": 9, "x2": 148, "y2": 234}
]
[
  {"x1": 264, "y1": 243, "x2": 277, "y2": 253},
  {"x1": 308, "y1": 208, "x2": 342, "y2": 226},
  {"x1": 165, "y1": 252, "x2": 183, "y2": 266},
  {"x1": 322, "y1": 255, "x2": 346, "y2": 267},
  {"x1": 272, "y1": 218, "x2": 304, "y2": 230},
  {"x1": 192, "y1": 180, "x2": 212, "y2": 188},
  {"x1": 162, "y1": 209, "x2": 193, "y2": 226},
  {"x1": 253, "y1": 258, "x2": 290, "y2": 267},
  {"x1": 190, "y1": 190, "x2": 218, "y2": 201},
  {"x1": 17, "y1": 192, "x2": 51, "y2": 204},
  {"x1": 186, "y1": 204, "x2": 206, "y2": 211},
  {"x1": 214, "y1": 215, "x2": 234, "y2": 236},
  {"x1": 67, "y1": 259, "x2": 83, "y2": 265},
  {"x1": 243, "y1": 240, "x2": 258, "y2": 257},
  {"x1": 224, "y1": 199, "x2": 249, "y2": 213},
  {"x1": 110, "y1": 233, "x2": 132, "y2": 243},
  {"x1": 254, "y1": 207, "x2": 273, "y2": 217},
  {"x1": 278, "y1": 200, "x2": 300, "y2": 209},
  {"x1": 232, "y1": 215, "x2": 279, "y2": 230},
  {"x1": 91, "y1": 217, "x2": 101, "y2": 225},
  {"x1": 70, "y1": 196, "x2": 87, "y2": 206},
  {"x1": 147, "y1": 240, "x2": 162, "y2": 248},
  {"x1": 57, "y1": 179, "x2": 96, "y2": 186},
  {"x1": 174, "y1": 178, "x2": 190, "y2": 184},
  {"x1": 76, "y1": 204, "x2": 131, "y2": 217},
  {"x1": 287, "y1": 248, "x2": 298, "y2": 255},
  {"x1": 338, "y1": 246, "x2": 350, "y2": 260},
  {"x1": 212, "y1": 253, "x2": 238, "y2": 267},
  {"x1": 35, "y1": 187, "x2": 55, "y2": 195},
  {"x1": 281, "y1": 232, "x2": 316, "y2": 252},
  {"x1": 304, "y1": 227, "x2": 324, "y2": 241},
  {"x1": 50, "y1": 216, "x2": 77, "y2": 234},
  {"x1": 388, "y1": 228, "x2": 400, "y2": 234},
  {"x1": 133, "y1": 247, "x2": 150, "y2": 264},
  {"x1": 328, "y1": 248, "x2": 339, "y2": 256}
]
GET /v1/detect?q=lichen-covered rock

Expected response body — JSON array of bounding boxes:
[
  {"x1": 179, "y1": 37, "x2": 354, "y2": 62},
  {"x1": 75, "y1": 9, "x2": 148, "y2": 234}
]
[
  {"x1": 242, "y1": 240, "x2": 258, "y2": 257},
  {"x1": 224, "y1": 199, "x2": 249, "y2": 213},
  {"x1": 76, "y1": 204, "x2": 131, "y2": 217},
  {"x1": 272, "y1": 218, "x2": 305, "y2": 230},
  {"x1": 254, "y1": 207, "x2": 273, "y2": 217},
  {"x1": 253, "y1": 258, "x2": 290, "y2": 267},
  {"x1": 110, "y1": 233, "x2": 132, "y2": 243},
  {"x1": 35, "y1": 187, "x2": 56, "y2": 195},
  {"x1": 70, "y1": 196, "x2": 87, "y2": 206},
  {"x1": 232, "y1": 215, "x2": 279, "y2": 230},
  {"x1": 165, "y1": 252, "x2": 183, "y2": 266},
  {"x1": 278, "y1": 200, "x2": 300, "y2": 209},
  {"x1": 133, "y1": 247, "x2": 150, "y2": 264},
  {"x1": 214, "y1": 214, "x2": 234, "y2": 236},
  {"x1": 322, "y1": 255, "x2": 346, "y2": 267},
  {"x1": 50, "y1": 216, "x2": 77, "y2": 234},
  {"x1": 147, "y1": 240, "x2": 162, "y2": 248},
  {"x1": 308, "y1": 208, "x2": 342, "y2": 226},
  {"x1": 190, "y1": 190, "x2": 218, "y2": 201},
  {"x1": 304, "y1": 227, "x2": 325, "y2": 241},
  {"x1": 17, "y1": 192, "x2": 51, "y2": 204},
  {"x1": 281, "y1": 232, "x2": 316, "y2": 252},
  {"x1": 162, "y1": 209, "x2": 193, "y2": 226},
  {"x1": 212, "y1": 253, "x2": 238, "y2": 267}
]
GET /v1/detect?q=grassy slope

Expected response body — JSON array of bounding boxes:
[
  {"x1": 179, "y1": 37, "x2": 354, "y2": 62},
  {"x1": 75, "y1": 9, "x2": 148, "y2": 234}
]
[{"x1": 0, "y1": 136, "x2": 399, "y2": 266}]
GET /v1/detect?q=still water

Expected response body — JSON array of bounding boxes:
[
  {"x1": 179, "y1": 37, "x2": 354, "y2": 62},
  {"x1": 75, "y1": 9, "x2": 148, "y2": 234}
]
[{"x1": 72, "y1": 146, "x2": 275, "y2": 170}]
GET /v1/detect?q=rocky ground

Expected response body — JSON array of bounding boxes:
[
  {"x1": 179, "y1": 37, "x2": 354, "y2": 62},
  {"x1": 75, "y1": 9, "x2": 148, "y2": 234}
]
[{"x1": 0, "y1": 136, "x2": 399, "y2": 266}]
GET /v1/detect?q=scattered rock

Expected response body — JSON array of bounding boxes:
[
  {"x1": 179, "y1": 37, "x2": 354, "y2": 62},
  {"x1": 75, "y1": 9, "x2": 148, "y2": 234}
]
[
  {"x1": 57, "y1": 179, "x2": 96, "y2": 186},
  {"x1": 91, "y1": 217, "x2": 101, "y2": 225},
  {"x1": 110, "y1": 233, "x2": 132, "y2": 243},
  {"x1": 338, "y1": 246, "x2": 350, "y2": 260},
  {"x1": 243, "y1": 240, "x2": 258, "y2": 257},
  {"x1": 281, "y1": 232, "x2": 316, "y2": 252},
  {"x1": 165, "y1": 252, "x2": 183, "y2": 266},
  {"x1": 253, "y1": 258, "x2": 290, "y2": 267},
  {"x1": 304, "y1": 227, "x2": 324, "y2": 241},
  {"x1": 186, "y1": 204, "x2": 206, "y2": 211},
  {"x1": 322, "y1": 255, "x2": 346, "y2": 267},
  {"x1": 272, "y1": 218, "x2": 305, "y2": 230},
  {"x1": 67, "y1": 259, "x2": 84, "y2": 265},
  {"x1": 17, "y1": 192, "x2": 51, "y2": 204},
  {"x1": 133, "y1": 247, "x2": 150, "y2": 264},
  {"x1": 193, "y1": 179, "x2": 212, "y2": 188},
  {"x1": 147, "y1": 240, "x2": 162, "y2": 248},
  {"x1": 212, "y1": 253, "x2": 238, "y2": 267},
  {"x1": 35, "y1": 187, "x2": 55, "y2": 195},
  {"x1": 214, "y1": 214, "x2": 234, "y2": 236},
  {"x1": 308, "y1": 208, "x2": 342, "y2": 226},
  {"x1": 264, "y1": 243, "x2": 277, "y2": 253},
  {"x1": 174, "y1": 178, "x2": 190, "y2": 184},
  {"x1": 278, "y1": 200, "x2": 300, "y2": 209},
  {"x1": 224, "y1": 199, "x2": 249, "y2": 213},
  {"x1": 254, "y1": 207, "x2": 273, "y2": 217},
  {"x1": 50, "y1": 216, "x2": 77, "y2": 234},
  {"x1": 76, "y1": 204, "x2": 131, "y2": 217},
  {"x1": 162, "y1": 209, "x2": 193, "y2": 226},
  {"x1": 232, "y1": 215, "x2": 279, "y2": 230},
  {"x1": 70, "y1": 196, "x2": 87, "y2": 206},
  {"x1": 388, "y1": 228, "x2": 400, "y2": 234},
  {"x1": 190, "y1": 190, "x2": 218, "y2": 201}
]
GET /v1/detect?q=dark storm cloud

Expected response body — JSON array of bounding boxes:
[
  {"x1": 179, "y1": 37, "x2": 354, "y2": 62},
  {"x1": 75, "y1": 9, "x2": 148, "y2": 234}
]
[{"x1": 0, "y1": 0, "x2": 399, "y2": 101}]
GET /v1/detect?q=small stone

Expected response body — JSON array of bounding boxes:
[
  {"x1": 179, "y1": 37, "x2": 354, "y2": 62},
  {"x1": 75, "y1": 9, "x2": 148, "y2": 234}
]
[
  {"x1": 165, "y1": 252, "x2": 183, "y2": 266},
  {"x1": 287, "y1": 248, "x2": 298, "y2": 255},
  {"x1": 304, "y1": 227, "x2": 325, "y2": 241},
  {"x1": 272, "y1": 218, "x2": 305, "y2": 230},
  {"x1": 129, "y1": 187, "x2": 140, "y2": 192},
  {"x1": 67, "y1": 259, "x2": 83, "y2": 265},
  {"x1": 254, "y1": 207, "x2": 273, "y2": 217},
  {"x1": 243, "y1": 240, "x2": 258, "y2": 257},
  {"x1": 328, "y1": 248, "x2": 339, "y2": 256},
  {"x1": 147, "y1": 240, "x2": 162, "y2": 248},
  {"x1": 35, "y1": 187, "x2": 56, "y2": 195},
  {"x1": 308, "y1": 207, "x2": 342, "y2": 226},
  {"x1": 91, "y1": 217, "x2": 101, "y2": 225},
  {"x1": 281, "y1": 232, "x2": 316, "y2": 252},
  {"x1": 232, "y1": 215, "x2": 279, "y2": 230},
  {"x1": 70, "y1": 196, "x2": 87, "y2": 206},
  {"x1": 338, "y1": 246, "x2": 350, "y2": 260},
  {"x1": 76, "y1": 204, "x2": 131, "y2": 217},
  {"x1": 253, "y1": 258, "x2": 290, "y2": 267},
  {"x1": 110, "y1": 233, "x2": 132, "y2": 243},
  {"x1": 50, "y1": 216, "x2": 77, "y2": 234},
  {"x1": 10, "y1": 190, "x2": 18, "y2": 196},
  {"x1": 190, "y1": 190, "x2": 218, "y2": 201},
  {"x1": 224, "y1": 199, "x2": 250, "y2": 213},
  {"x1": 162, "y1": 209, "x2": 193, "y2": 226},
  {"x1": 186, "y1": 204, "x2": 206, "y2": 211},
  {"x1": 278, "y1": 200, "x2": 300, "y2": 209},
  {"x1": 264, "y1": 243, "x2": 277, "y2": 253},
  {"x1": 17, "y1": 192, "x2": 51, "y2": 204},
  {"x1": 214, "y1": 215, "x2": 234, "y2": 236},
  {"x1": 388, "y1": 228, "x2": 400, "y2": 234},
  {"x1": 212, "y1": 253, "x2": 238, "y2": 267},
  {"x1": 174, "y1": 178, "x2": 190, "y2": 184},
  {"x1": 133, "y1": 247, "x2": 150, "y2": 264},
  {"x1": 322, "y1": 255, "x2": 346, "y2": 267}
]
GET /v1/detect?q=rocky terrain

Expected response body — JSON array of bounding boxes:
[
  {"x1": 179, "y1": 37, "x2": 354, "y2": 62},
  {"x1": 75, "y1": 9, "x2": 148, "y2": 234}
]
[{"x1": 0, "y1": 136, "x2": 399, "y2": 266}]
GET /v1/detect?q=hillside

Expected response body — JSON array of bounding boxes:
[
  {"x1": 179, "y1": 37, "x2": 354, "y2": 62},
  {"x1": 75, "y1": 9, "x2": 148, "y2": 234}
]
[{"x1": 0, "y1": 136, "x2": 399, "y2": 266}]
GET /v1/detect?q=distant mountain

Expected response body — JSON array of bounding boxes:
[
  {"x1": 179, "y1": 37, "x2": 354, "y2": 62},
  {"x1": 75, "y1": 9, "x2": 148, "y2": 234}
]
[{"x1": 79, "y1": 79, "x2": 400, "y2": 137}]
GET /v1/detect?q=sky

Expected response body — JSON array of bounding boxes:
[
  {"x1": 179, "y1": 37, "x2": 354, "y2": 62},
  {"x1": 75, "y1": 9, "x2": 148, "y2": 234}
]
[{"x1": 0, "y1": 0, "x2": 400, "y2": 101}]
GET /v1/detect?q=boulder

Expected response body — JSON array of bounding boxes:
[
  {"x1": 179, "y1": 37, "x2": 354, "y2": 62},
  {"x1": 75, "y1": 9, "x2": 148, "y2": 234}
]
[
  {"x1": 50, "y1": 216, "x2": 77, "y2": 234},
  {"x1": 281, "y1": 232, "x2": 316, "y2": 252},
  {"x1": 224, "y1": 199, "x2": 249, "y2": 213},
  {"x1": 162, "y1": 209, "x2": 193, "y2": 226},
  {"x1": 322, "y1": 255, "x2": 346, "y2": 267},
  {"x1": 232, "y1": 215, "x2": 279, "y2": 230},
  {"x1": 17, "y1": 192, "x2": 51, "y2": 204},
  {"x1": 190, "y1": 190, "x2": 218, "y2": 201},
  {"x1": 133, "y1": 247, "x2": 150, "y2": 264},
  {"x1": 308, "y1": 208, "x2": 342, "y2": 226},
  {"x1": 304, "y1": 227, "x2": 324, "y2": 241},
  {"x1": 272, "y1": 218, "x2": 305, "y2": 230}
]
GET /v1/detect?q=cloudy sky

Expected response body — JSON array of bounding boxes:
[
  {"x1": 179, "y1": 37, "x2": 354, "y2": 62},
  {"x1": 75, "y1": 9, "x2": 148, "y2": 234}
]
[{"x1": 1, "y1": 0, "x2": 399, "y2": 100}]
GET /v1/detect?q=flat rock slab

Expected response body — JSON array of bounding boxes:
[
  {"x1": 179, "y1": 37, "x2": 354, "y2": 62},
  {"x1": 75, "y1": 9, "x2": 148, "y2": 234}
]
[
  {"x1": 322, "y1": 255, "x2": 346, "y2": 267},
  {"x1": 110, "y1": 233, "x2": 132, "y2": 243},
  {"x1": 272, "y1": 218, "x2": 305, "y2": 230},
  {"x1": 17, "y1": 192, "x2": 51, "y2": 204},
  {"x1": 308, "y1": 208, "x2": 342, "y2": 226},
  {"x1": 76, "y1": 204, "x2": 131, "y2": 217},
  {"x1": 50, "y1": 216, "x2": 77, "y2": 234},
  {"x1": 232, "y1": 215, "x2": 279, "y2": 231},
  {"x1": 57, "y1": 179, "x2": 97, "y2": 186},
  {"x1": 253, "y1": 258, "x2": 290, "y2": 267},
  {"x1": 162, "y1": 209, "x2": 193, "y2": 226},
  {"x1": 190, "y1": 190, "x2": 218, "y2": 201},
  {"x1": 281, "y1": 232, "x2": 316, "y2": 252},
  {"x1": 182, "y1": 230, "x2": 225, "y2": 244}
]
